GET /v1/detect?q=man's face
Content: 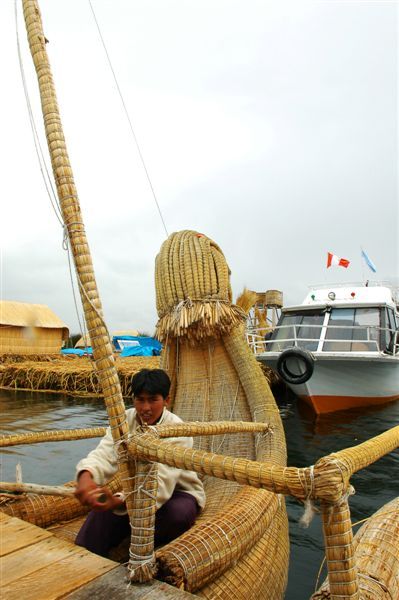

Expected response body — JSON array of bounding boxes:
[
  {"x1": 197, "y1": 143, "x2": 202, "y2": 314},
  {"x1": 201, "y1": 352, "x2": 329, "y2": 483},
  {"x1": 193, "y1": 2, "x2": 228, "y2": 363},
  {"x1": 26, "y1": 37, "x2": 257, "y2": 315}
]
[{"x1": 134, "y1": 391, "x2": 169, "y2": 425}]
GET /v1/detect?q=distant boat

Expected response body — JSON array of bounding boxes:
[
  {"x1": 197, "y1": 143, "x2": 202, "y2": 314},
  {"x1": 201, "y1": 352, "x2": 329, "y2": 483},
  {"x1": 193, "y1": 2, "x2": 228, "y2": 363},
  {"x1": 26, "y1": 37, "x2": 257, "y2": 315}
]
[{"x1": 249, "y1": 282, "x2": 399, "y2": 414}]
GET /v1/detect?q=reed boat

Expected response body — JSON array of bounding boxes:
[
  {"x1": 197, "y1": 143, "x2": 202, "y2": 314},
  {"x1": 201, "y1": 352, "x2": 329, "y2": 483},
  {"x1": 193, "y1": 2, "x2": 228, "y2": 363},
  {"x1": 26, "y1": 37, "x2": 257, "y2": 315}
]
[
  {"x1": 248, "y1": 282, "x2": 399, "y2": 414},
  {"x1": 1, "y1": 3, "x2": 399, "y2": 599}
]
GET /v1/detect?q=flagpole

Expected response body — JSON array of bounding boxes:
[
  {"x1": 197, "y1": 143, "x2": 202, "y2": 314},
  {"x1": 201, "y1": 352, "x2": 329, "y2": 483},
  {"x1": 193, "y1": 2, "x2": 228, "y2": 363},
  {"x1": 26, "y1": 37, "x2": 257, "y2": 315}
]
[{"x1": 360, "y1": 246, "x2": 365, "y2": 284}]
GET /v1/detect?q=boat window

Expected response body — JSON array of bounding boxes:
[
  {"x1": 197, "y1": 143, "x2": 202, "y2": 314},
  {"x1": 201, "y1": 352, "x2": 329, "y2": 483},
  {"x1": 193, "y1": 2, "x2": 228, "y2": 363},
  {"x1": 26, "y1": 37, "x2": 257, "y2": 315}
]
[
  {"x1": 269, "y1": 314, "x2": 301, "y2": 351},
  {"x1": 269, "y1": 311, "x2": 324, "y2": 351},
  {"x1": 385, "y1": 308, "x2": 397, "y2": 352},
  {"x1": 352, "y1": 308, "x2": 380, "y2": 350},
  {"x1": 323, "y1": 308, "x2": 354, "y2": 351},
  {"x1": 323, "y1": 307, "x2": 380, "y2": 351},
  {"x1": 296, "y1": 313, "x2": 325, "y2": 351}
]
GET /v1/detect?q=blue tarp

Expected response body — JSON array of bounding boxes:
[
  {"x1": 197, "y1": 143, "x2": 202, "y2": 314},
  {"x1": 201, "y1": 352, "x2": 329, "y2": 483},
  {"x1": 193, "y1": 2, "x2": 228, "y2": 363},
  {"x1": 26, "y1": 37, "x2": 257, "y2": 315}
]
[
  {"x1": 120, "y1": 346, "x2": 157, "y2": 357},
  {"x1": 113, "y1": 335, "x2": 162, "y2": 357},
  {"x1": 61, "y1": 347, "x2": 93, "y2": 356}
]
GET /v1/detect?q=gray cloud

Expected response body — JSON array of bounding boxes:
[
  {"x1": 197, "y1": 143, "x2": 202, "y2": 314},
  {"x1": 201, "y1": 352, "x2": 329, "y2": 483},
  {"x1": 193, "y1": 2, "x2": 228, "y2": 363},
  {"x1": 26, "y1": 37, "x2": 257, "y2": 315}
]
[{"x1": 2, "y1": 1, "x2": 397, "y2": 336}]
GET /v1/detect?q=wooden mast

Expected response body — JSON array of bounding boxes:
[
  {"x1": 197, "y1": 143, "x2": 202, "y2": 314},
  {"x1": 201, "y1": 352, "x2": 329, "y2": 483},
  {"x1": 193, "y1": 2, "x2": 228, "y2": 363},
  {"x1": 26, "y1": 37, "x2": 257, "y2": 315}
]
[{"x1": 21, "y1": 0, "x2": 155, "y2": 580}]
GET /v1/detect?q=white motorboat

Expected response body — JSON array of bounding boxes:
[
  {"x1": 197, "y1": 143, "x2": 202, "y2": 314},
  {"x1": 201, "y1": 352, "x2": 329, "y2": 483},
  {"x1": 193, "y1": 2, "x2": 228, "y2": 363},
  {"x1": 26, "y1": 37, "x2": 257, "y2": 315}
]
[{"x1": 248, "y1": 282, "x2": 399, "y2": 414}]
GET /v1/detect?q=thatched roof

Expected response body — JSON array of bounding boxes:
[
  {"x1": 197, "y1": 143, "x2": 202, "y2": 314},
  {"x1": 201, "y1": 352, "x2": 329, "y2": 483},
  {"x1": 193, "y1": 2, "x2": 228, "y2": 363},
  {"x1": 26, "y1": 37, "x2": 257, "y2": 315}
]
[
  {"x1": 75, "y1": 329, "x2": 139, "y2": 348},
  {"x1": 0, "y1": 301, "x2": 69, "y2": 340}
]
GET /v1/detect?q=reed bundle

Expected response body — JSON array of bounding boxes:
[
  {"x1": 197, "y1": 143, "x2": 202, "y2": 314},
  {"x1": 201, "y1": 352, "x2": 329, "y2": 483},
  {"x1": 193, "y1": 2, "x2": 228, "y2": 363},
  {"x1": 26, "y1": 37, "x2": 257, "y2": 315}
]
[
  {"x1": 151, "y1": 230, "x2": 289, "y2": 597},
  {"x1": 127, "y1": 460, "x2": 158, "y2": 581},
  {"x1": 0, "y1": 427, "x2": 106, "y2": 447},
  {"x1": 0, "y1": 353, "x2": 61, "y2": 364},
  {"x1": 264, "y1": 290, "x2": 283, "y2": 307},
  {"x1": 235, "y1": 288, "x2": 257, "y2": 315},
  {"x1": 128, "y1": 423, "x2": 399, "y2": 504},
  {"x1": 1, "y1": 474, "x2": 121, "y2": 529},
  {"x1": 312, "y1": 497, "x2": 399, "y2": 599},
  {"x1": 155, "y1": 231, "x2": 247, "y2": 342},
  {"x1": 255, "y1": 307, "x2": 268, "y2": 329}
]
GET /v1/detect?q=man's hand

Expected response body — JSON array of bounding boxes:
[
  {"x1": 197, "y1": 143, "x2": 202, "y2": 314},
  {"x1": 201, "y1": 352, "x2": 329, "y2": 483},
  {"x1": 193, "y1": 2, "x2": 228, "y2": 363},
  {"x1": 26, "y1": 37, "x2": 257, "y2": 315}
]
[{"x1": 74, "y1": 471, "x2": 124, "y2": 512}]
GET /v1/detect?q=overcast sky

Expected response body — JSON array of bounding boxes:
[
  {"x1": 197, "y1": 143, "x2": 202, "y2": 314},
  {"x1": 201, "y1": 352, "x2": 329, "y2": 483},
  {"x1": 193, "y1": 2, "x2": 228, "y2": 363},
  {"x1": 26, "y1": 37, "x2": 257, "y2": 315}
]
[{"x1": 1, "y1": 0, "x2": 398, "y2": 335}]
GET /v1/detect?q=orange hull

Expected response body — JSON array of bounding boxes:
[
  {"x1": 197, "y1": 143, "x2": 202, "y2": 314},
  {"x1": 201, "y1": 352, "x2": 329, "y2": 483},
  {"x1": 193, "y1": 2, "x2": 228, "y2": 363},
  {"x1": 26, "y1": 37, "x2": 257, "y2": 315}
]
[{"x1": 299, "y1": 394, "x2": 399, "y2": 415}]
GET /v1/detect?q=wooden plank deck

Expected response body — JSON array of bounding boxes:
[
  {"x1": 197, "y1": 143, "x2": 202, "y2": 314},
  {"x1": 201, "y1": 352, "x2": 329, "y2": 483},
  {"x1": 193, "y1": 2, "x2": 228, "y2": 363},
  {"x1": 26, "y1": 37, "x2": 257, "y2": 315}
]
[{"x1": 0, "y1": 513, "x2": 194, "y2": 599}]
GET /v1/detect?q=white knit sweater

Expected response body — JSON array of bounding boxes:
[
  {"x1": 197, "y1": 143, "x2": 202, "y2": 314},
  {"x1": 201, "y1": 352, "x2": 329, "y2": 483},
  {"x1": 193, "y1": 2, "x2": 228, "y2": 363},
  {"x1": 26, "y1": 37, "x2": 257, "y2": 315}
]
[{"x1": 76, "y1": 408, "x2": 205, "y2": 510}]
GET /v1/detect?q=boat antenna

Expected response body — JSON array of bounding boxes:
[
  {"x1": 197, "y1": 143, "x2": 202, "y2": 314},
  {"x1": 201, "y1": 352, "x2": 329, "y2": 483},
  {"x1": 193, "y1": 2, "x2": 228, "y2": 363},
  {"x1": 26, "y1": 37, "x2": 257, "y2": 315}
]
[{"x1": 88, "y1": 0, "x2": 169, "y2": 238}]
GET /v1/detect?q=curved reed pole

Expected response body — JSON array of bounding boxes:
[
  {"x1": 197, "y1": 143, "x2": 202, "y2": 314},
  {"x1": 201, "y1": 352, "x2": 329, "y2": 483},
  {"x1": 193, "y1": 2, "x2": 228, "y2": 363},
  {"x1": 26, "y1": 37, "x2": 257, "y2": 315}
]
[
  {"x1": 154, "y1": 421, "x2": 271, "y2": 438},
  {"x1": 21, "y1": 0, "x2": 149, "y2": 580},
  {"x1": 0, "y1": 428, "x2": 106, "y2": 447},
  {"x1": 320, "y1": 499, "x2": 359, "y2": 600},
  {"x1": 0, "y1": 422, "x2": 268, "y2": 447},
  {"x1": 128, "y1": 424, "x2": 399, "y2": 503}
]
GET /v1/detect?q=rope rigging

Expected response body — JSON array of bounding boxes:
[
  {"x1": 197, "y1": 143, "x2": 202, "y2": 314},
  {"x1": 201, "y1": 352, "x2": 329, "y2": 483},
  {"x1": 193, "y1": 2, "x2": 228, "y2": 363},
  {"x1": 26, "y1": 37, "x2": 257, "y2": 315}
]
[{"x1": 88, "y1": 0, "x2": 169, "y2": 238}]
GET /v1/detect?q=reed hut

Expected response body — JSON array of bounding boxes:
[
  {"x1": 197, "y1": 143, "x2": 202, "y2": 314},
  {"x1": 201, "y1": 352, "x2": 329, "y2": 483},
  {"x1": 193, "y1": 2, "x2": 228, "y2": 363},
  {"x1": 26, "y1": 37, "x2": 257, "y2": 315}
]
[{"x1": 0, "y1": 301, "x2": 69, "y2": 355}]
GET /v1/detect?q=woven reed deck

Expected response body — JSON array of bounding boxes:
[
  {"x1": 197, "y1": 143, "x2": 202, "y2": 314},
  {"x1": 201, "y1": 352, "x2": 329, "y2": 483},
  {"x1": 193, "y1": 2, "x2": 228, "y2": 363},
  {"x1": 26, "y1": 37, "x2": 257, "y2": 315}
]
[{"x1": 0, "y1": 512, "x2": 193, "y2": 599}]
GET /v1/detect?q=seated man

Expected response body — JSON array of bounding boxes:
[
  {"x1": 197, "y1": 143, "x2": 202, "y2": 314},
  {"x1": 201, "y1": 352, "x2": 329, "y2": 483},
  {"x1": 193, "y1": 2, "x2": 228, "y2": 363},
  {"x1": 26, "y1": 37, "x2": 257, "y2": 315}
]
[{"x1": 74, "y1": 368, "x2": 205, "y2": 557}]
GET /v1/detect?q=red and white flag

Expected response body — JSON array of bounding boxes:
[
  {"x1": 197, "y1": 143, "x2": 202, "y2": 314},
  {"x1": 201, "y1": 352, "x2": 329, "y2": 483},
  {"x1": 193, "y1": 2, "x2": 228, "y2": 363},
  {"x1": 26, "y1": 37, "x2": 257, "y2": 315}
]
[{"x1": 327, "y1": 252, "x2": 350, "y2": 268}]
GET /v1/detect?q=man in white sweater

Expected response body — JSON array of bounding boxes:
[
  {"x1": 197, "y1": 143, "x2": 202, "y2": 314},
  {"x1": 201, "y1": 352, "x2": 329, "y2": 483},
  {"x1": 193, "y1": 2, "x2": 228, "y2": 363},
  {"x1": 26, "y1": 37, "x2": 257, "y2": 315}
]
[{"x1": 75, "y1": 369, "x2": 205, "y2": 557}]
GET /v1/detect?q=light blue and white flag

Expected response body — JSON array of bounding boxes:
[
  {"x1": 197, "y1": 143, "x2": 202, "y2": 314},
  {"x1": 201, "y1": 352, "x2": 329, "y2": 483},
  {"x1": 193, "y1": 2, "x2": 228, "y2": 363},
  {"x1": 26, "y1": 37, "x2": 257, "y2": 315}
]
[{"x1": 361, "y1": 249, "x2": 377, "y2": 273}]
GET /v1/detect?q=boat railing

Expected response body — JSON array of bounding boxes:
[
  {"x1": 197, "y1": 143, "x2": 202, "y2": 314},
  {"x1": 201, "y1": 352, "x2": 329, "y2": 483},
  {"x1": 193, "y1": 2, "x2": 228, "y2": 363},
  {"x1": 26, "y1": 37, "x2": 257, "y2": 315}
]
[{"x1": 247, "y1": 323, "x2": 399, "y2": 355}]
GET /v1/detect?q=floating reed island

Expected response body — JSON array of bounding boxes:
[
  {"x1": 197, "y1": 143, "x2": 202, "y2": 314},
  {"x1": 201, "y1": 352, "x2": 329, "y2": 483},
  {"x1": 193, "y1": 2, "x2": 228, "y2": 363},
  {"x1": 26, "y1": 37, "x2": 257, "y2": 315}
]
[
  {"x1": 0, "y1": 355, "x2": 160, "y2": 397},
  {"x1": 0, "y1": 350, "x2": 279, "y2": 398}
]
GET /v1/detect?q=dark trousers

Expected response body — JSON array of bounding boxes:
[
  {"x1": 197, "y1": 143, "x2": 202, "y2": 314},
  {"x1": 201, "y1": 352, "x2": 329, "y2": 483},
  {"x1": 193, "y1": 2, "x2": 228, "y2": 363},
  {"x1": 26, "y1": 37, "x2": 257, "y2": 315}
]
[{"x1": 75, "y1": 490, "x2": 199, "y2": 558}]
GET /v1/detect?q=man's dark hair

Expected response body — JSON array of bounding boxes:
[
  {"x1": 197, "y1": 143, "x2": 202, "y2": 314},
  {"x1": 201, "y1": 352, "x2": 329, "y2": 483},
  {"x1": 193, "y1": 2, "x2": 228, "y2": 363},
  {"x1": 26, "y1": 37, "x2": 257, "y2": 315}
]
[{"x1": 131, "y1": 369, "x2": 171, "y2": 399}]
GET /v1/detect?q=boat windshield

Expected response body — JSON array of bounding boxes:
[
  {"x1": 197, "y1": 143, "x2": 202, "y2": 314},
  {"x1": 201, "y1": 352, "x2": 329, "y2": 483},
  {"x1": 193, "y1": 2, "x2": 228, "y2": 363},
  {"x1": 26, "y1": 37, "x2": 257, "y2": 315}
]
[
  {"x1": 322, "y1": 307, "x2": 380, "y2": 351},
  {"x1": 269, "y1": 310, "x2": 325, "y2": 351},
  {"x1": 267, "y1": 307, "x2": 389, "y2": 353}
]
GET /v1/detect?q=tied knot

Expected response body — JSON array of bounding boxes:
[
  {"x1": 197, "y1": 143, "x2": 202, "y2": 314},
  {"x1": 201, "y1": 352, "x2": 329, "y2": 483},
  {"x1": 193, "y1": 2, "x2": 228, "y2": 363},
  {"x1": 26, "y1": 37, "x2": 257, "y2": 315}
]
[{"x1": 313, "y1": 455, "x2": 351, "y2": 504}]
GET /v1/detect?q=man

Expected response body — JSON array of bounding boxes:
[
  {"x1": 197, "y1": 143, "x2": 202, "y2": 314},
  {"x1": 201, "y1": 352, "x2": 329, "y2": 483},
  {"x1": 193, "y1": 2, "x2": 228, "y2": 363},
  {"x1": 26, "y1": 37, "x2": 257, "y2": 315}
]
[{"x1": 75, "y1": 368, "x2": 205, "y2": 557}]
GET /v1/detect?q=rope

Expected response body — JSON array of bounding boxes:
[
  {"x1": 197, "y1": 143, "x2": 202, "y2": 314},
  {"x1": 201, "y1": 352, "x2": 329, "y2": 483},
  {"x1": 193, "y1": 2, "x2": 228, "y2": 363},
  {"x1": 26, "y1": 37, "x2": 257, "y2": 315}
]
[
  {"x1": 299, "y1": 466, "x2": 318, "y2": 528},
  {"x1": 88, "y1": 0, "x2": 169, "y2": 238}
]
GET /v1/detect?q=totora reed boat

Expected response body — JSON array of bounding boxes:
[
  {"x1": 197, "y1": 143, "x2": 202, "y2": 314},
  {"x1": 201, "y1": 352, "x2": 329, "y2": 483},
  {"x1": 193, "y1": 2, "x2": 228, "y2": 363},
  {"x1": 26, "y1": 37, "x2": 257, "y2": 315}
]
[{"x1": 1, "y1": 2, "x2": 399, "y2": 599}]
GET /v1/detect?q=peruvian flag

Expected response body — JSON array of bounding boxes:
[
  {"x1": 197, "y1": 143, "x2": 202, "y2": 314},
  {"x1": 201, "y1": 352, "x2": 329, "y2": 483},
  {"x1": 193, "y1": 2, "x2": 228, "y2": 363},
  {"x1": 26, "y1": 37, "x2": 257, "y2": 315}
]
[{"x1": 327, "y1": 252, "x2": 350, "y2": 268}]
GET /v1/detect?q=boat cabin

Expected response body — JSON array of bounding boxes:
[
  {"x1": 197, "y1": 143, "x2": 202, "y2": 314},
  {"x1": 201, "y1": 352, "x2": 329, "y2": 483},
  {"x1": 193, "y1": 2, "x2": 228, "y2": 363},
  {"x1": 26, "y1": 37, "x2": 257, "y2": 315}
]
[{"x1": 267, "y1": 285, "x2": 399, "y2": 355}]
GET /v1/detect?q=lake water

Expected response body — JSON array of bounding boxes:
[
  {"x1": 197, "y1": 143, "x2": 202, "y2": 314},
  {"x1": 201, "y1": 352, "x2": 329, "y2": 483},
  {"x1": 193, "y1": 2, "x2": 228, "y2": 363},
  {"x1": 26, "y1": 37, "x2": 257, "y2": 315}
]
[{"x1": 1, "y1": 388, "x2": 398, "y2": 599}]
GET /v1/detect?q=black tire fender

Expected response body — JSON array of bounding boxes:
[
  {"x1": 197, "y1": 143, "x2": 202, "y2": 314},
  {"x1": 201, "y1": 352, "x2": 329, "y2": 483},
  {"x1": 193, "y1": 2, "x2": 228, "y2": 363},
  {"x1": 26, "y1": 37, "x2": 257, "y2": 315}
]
[{"x1": 276, "y1": 347, "x2": 314, "y2": 385}]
